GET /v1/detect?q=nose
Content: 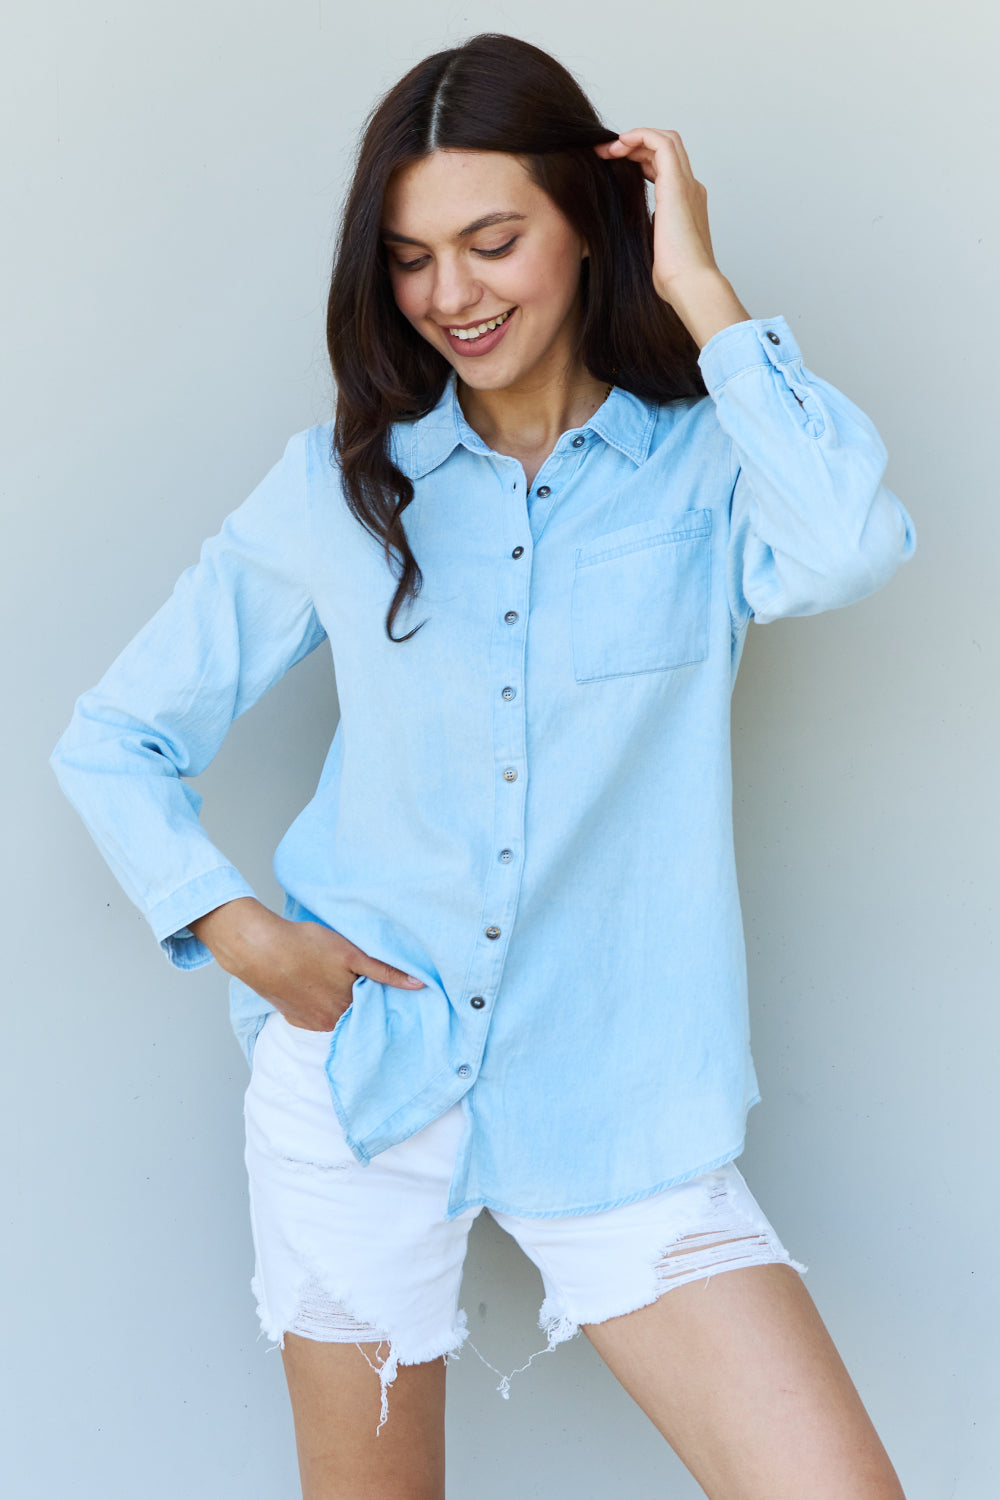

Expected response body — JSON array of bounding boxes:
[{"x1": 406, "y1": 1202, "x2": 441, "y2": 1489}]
[{"x1": 429, "y1": 255, "x2": 483, "y2": 322}]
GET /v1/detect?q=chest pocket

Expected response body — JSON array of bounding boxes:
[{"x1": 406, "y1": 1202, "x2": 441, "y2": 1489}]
[{"x1": 570, "y1": 510, "x2": 712, "y2": 683}]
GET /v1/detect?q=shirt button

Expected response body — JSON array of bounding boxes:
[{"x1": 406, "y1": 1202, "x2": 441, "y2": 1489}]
[
  {"x1": 503, "y1": 767, "x2": 518, "y2": 781},
  {"x1": 485, "y1": 926, "x2": 501, "y2": 939},
  {"x1": 470, "y1": 996, "x2": 486, "y2": 1009},
  {"x1": 766, "y1": 331, "x2": 781, "y2": 344},
  {"x1": 535, "y1": 485, "x2": 551, "y2": 497},
  {"x1": 511, "y1": 546, "x2": 524, "y2": 558},
  {"x1": 498, "y1": 849, "x2": 513, "y2": 863},
  {"x1": 501, "y1": 685, "x2": 516, "y2": 700},
  {"x1": 504, "y1": 610, "x2": 519, "y2": 624},
  {"x1": 457, "y1": 1063, "x2": 472, "y2": 1077},
  {"x1": 571, "y1": 434, "x2": 585, "y2": 448}
]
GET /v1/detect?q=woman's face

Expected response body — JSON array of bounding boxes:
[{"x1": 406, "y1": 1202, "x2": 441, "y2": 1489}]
[{"x1": 381, "y1": 150, "x2": 588, "y2": 393}]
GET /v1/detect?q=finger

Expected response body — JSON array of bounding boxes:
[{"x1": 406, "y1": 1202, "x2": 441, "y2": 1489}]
[
  {"x1": 595, "y1": 139, "x2": 659, "y2": 184},
  {"x1": 357, "y1": 954, "x2": 425, "y2": 989},
  {"x1": 662, "y1": 129, "x2": 696, "y2": 184},
  {"x1": 613, "y1": 127, "x2": 694, "y2": 179},
  {"x1": 594, "y1": 130, "x2": 661, "y2": 156},
  {"x1": 609, "y1": 126, "x2": 676, "y2": 157},
  {"x1": 602, "y1": 130, "x2": 687, "y2": 188}
]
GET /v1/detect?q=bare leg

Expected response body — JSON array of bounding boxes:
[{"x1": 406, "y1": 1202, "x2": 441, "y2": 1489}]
[
  {"x1": 280, "y1": 1334, "x2": 447, "y2": 1500},
  {"x1": 582, "y1": 1262, "x2": 905, "y2": 1499}
]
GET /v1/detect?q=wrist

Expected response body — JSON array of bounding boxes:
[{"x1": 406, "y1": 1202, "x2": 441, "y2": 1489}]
[
  {"x1": 657, "y1": 267, "x2": 752, "y2": 351},
  {"x1": 189, "y1": 897, "x2": 281, "y2": 975}
]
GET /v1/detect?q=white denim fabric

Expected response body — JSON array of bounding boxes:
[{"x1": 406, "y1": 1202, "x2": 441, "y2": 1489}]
[
  {"x1": 50, "y1": 313, "x2": 917, "y2": 1221},
  {"x1": 246, "y1": 1011, "x2": 807, "y2": 1436}
]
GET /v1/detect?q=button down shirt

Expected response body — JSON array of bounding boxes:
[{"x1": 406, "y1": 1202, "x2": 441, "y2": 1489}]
[{"x1": 50, "y1": 314, "x2": 917, "y2": 1220}]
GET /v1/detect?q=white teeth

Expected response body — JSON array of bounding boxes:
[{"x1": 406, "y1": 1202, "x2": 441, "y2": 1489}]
[{"x1": 448, "y1": 308, "x2": 513, "y2": 340}]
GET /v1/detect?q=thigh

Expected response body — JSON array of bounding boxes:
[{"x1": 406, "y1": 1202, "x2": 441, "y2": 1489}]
[
  {"x1": 281, "y1": 1334, "x2": 446, "y2": 1500},
  {"x1": 501, "y1": 1160, "x2": 904, "y2": 1497},
  {"x1": 244, "y1": 1011, "x2": 474, "y2": 1364},
  {"x1": 244, "y1": 1012, "x2": 476, "y2": 1491},
  {"x1": 582, "y1": 1259, "x2": 904, "y2": 1500}
]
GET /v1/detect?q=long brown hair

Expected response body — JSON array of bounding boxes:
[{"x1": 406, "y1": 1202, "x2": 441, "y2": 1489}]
[{"x1": 327, "y1": 33, "x2": 707, "y2": 642}]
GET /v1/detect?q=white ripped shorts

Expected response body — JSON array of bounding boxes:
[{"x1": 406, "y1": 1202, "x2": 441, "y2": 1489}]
[{"x1": 244, "y1": 1011, "x2": 807, "y2": 1436}]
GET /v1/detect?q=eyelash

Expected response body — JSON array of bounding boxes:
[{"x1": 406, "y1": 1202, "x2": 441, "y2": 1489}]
[{"x1": 395, "y1": 236, "x2": 518, "y2": 272}]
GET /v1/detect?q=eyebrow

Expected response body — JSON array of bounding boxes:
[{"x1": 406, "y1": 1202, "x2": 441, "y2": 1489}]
[{"x1": 379, "y1": 211, "x2": 527, "y2": 247}]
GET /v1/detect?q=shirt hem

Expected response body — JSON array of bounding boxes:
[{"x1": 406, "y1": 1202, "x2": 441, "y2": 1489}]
[{"x1": 443, "y1": 1095, "x2": 761, "y2": 1222}]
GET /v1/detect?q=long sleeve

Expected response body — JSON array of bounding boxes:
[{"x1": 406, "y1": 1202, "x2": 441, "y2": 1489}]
[
  {"x1": 50, "y1": 428, "x2": 328, "y2": 969},
  {"x1": 696, "y1": 315, "x2": 917, "y2": 627}
]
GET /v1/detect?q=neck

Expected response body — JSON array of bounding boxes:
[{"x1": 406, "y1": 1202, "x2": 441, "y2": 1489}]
[{"x1": 456, "y1": 357, "x2": 611, "y2": 459}]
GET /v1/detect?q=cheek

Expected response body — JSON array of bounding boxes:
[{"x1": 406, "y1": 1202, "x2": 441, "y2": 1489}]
[
  {"x1": 389, "y1": 278, "x2": 419, "y2": 322},
  {"x1": 518, "y1": 242, "x2": 583, "y2": 314},
  {"x1": 387, "y1": 266, "x2": 431, "y2": 326}
]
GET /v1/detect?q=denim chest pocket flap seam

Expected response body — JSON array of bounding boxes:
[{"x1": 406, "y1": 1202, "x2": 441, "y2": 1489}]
[{"x1": 570, "y1": 509, "x2": 713, "y2": 683}]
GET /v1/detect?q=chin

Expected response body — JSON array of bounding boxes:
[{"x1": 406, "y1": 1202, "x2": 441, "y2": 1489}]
[{"x1": 453, "y1": 365, "x2": 520, "y2": 390}]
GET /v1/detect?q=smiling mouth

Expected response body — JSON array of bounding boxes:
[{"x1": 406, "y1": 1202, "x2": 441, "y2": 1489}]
[{"x1": 444, "y1": 307, "x2": 516, "y2": 341}]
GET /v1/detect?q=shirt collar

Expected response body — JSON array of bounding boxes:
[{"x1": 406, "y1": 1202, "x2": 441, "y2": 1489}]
[{"x1": 403, "y1": 368, "x2": 658, "y2": 479}]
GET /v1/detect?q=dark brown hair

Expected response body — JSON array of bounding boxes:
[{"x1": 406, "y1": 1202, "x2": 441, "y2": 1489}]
[{"x1": 327, "y1": 32, "x2": 707, "y2": 642}]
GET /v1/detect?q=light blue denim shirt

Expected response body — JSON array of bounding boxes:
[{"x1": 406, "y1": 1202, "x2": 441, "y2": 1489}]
[{"x1": 51, "y1": 315, "x2": 916, "y2": 1220}]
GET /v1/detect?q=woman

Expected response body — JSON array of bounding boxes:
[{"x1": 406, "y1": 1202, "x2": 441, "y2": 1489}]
[{"x1": 51, "y1": 31, "x2": 916, "y2": 1500}]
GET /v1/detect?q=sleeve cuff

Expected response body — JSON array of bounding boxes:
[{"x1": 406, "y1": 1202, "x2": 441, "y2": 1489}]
[
  {"x1": 697, "y1": 315, "x2": 803, "y2": 400},
  {"x1": 149, "y1": 865, "x2": 258, "y2": 970}
]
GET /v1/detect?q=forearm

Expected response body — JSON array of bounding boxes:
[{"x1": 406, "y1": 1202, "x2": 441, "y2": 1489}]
[
  {"x1": 189, "y1": 897, "x2": 285, "y2": 977},
  {"x1": 660, "y1": 267, "x2": 752, "y2": 352}
]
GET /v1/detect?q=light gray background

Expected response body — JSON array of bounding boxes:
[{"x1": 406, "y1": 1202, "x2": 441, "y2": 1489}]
[{"x1": 3, "y1": 2, "x2": 996, "y2": 1495}]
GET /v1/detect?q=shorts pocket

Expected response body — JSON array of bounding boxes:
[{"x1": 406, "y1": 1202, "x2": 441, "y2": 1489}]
[
  {"x1": 245, "y1": 1013, "x2": 354, "y2": 1170},
  {"x1": 274, "y1": 973, "x2": 366, "y2": 1046},
  {"x1": 273, "y1": 1015, "x2": 338, "y2": 1063},
  {"x1": 570, "y1": 510, "x2": 712, "y2": 683}
]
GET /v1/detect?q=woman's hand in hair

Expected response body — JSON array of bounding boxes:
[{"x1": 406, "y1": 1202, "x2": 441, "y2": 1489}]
[
  {"x1": 594, "y1": 128, "x2": 752, "y2": 348},
  {"x1": 188, "y1": 897, "x2": 425, "y2": 1032}
]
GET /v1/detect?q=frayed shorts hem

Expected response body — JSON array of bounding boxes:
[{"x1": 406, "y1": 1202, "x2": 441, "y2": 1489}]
[{"x1": 244, "y1": 1012, "x2": 806, "y2": 1437}]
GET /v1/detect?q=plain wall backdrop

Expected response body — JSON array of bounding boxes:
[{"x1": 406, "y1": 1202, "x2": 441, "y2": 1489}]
[{"x1": 3, "y1": 2, "x2": 996, "y2": 1495}]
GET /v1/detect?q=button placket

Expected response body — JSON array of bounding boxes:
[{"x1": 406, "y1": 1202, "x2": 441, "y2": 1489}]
[
  {"x1": 489, "y1": 494, "x2": 527, "y2": 932},
  {"x1": 455, "y1": 464, "x2": 530, "y2": 1061},
  {"x1": 525, "y1": 454, "x2": 568, "y2": 538},
  {"x1": 528, "y1": 435, "x2": 590, "y2": 541}
]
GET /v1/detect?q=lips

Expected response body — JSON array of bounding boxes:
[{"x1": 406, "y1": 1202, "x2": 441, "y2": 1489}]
[
  {"x1": 445, "y1": 307, "x2": 515, "y2": 340},
  {"x1": 439, "y1": 307, "x2": 517, "y2": 358}
]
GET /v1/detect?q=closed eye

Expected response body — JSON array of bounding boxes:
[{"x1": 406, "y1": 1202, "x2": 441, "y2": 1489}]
[
  {"x1": 393, "y1": 236, "x2": 519, "y2": 272},
  {"x1": 476, "y1": 235, "x2": 518, "y2": 258}
]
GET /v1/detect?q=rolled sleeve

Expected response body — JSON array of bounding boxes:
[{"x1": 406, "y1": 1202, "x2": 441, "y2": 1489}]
[
  {"x1": 151, "y1": 866, "x2": 259, "y2": 969},
  {"x1": 699, "y1": 315, "x2": 917, "y2": 625}
]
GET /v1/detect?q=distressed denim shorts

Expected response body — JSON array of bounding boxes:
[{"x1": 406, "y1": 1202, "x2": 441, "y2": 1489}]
[{"x1": 244, "y1": 1011, "x2": 806, "y2": 1435}]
